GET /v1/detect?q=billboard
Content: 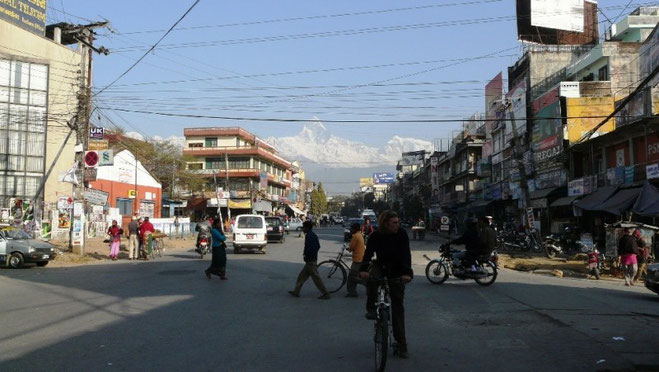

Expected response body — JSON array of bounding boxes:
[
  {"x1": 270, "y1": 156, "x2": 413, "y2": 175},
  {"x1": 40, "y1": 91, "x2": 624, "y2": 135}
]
[
  {"x1": 532, "y1": 88, "x2": 562, "y2": 163},
  {"x1": 400, "y1": 150, "x2": 425, "y2": 166},
  {"x1": 516, "y1": 0, "x2": 599, "y2": 45},
  {"x1": 372, "y1": 173, "x2": 394, "y2": 184},
  {"x1": 566, "y1": 97, "x2": 615, "y2": 144},
  {"x1": 360, "y1": 178, "x2": 374, "y2": 187},
  {"x1": 531, "y1": 0, "x2": 584, "y2": 32},
  {"x1": 0, "y1": 0, "x2": 47, "y2": 35},
  {"x1": 430, "y1": 158, "x2": 440, "y2": 202},
  {"x1": 485, "y1": 73, "x2": 503, "y2": 121},
  {"x1": 505, "y1": 80, "x2": 527, "y2": 143}
]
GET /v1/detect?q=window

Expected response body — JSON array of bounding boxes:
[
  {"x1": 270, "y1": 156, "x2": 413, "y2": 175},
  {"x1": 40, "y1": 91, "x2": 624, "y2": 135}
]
[
  {"x1": 188, "y1": 143, "x2": 202, "y2": 148},
  {"x1": 205, "y1": 137, "x2": 218, "y2": 147},
  {"x1": 116, "y1": 198, "x2": 133, "y2": 215},
  {"x1": 598, "y1": 65, "x2": 609, "y2": 81},
  {"x1": 188, "y1": 163, "x2": 202, "y2": 170},
  {"x1": 228, "y1": 157, "x2": 250, "y2": 169},
  {"x1": 237, "y1": 216, "x2": 263, "y2": 228},
  {"x1": 139, "y1": 201, "x2": 155, "y2": 217}
]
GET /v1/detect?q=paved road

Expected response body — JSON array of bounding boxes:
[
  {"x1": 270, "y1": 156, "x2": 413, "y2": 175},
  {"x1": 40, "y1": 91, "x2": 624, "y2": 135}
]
[{"x1": 1, "y1": 227, "x2": 658, "y2": 371}]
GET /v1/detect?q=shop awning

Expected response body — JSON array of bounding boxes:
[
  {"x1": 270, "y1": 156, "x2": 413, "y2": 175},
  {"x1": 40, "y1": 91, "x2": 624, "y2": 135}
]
[
  {"x1": 470, "y1": 200, "x2": 493, "y2": 208},
  {"x1": 632, "y1": 181, "x2": 659, "y2": 217},
  {"x1": 593, "y1": 187, "x2": 641, "y2": 216},
  {"x1": 574, "y1": 186, "x2": 617, "y2": 211},
  {"x1": 550, "y1": 196, "x2": 581, "y2": 207},
  {"x1": 529, "y1": 187, "x2": 565, "y2": 200},
  {"x1": 287, "y1": 204, "x2": 306, "y2": 216}
]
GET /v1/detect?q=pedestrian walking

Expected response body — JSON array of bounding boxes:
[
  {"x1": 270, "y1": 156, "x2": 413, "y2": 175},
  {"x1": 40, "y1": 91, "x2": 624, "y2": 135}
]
[
  {"x1": 127, "y1": 216, "x2": 140, "y2": 260},
  {"x1": 345, "y1": 223, "x2": 365, "y2": 297},
  {"x1": 173, "y1": 216, "x2": 180, "y2": 239},
  {"x1": 288, "y1": 221, "x2": 331, "y2": 299},
  {"x1": 633, "y1": 229, "x2": 649, "y2": 283},
  {"x1": 107, "y1": 220, "x2": 123, "y2": 261},
  {"x1": 617, "y1": 228, "x2": 639, "y2": 286},
  {"x1": 205, "y1": 218, "x2": 228, "y2": 280}
]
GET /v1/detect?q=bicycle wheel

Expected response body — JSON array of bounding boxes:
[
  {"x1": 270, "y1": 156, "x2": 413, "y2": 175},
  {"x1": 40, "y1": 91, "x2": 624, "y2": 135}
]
[
  {"x1": 154, "y1": 239, "x2": 163, "y2": 257},
  {"x1": 474, "y1": 261, "x2": 498, "y2": 286},
  {"x1": 316, "y1": 260, "x2": 347, "y2": 293},
  {"x1": 374, "y1": 307, "x2": 389, "y2": 372},
  {"x1": 425, "y1": 260, "x2": 449, "y2": 284}
]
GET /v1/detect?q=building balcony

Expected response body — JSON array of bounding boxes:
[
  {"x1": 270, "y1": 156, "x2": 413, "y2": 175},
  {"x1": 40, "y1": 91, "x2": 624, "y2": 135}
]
[
  {"x1": 183, "y1": 146, "x2": 292, "y2": 169},
  {"x1": 188, "y1": 168, "x2": 292, "y2": 187}
]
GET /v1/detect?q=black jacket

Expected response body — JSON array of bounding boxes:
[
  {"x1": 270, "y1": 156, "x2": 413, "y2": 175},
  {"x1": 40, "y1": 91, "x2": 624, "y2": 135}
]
[
  {"x1": 617, "y1": 234, "x2": 637, "y2": 256},
  {"x1": 359, "y1": 229, "x2": 413, "y2": 278},
  {"x1": 451, "y1": 226, "x2": 484, "y2": 254}
]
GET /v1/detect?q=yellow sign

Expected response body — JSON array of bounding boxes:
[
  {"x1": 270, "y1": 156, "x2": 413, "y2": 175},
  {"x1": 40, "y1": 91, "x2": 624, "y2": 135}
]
[
  {"x1": 566, "y1": 97, "x2": 616, "y2": 144},
  {"x1": 88, "y1": 139, "x2": 109, "y2": 150},
  {"x1": 228, "y1": 199, "x2": 252, "y2": 209},
  {"x1": 128, "y1": 190, "x2": 136, "y2": 199},
  {"x1": 359, "y1": 178, "x2": 374, "y2": 187}
]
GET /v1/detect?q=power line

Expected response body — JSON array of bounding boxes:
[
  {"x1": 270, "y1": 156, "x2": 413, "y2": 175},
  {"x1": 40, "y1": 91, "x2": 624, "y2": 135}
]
[{"x1": 94, "y1": 0, "x2": 201, "y2": 97}]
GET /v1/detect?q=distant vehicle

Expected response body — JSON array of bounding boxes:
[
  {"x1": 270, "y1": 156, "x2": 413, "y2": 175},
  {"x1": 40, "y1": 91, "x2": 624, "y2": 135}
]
[
  {"x1": 344, "y1": 218, "x2": 365, "y2": 242},
  {"x1": 288, "y1": 218, "x2": 304, "y2": 231},
  {"x1": 0, "y1": 228, "x2": 57, "y2": 268},
  {"x1": 232, "y1": 215, "x2": 267, "y2": 254},
  {"x1": 361, "y1": 209, "x2": 376, "y2": 221},
  {"x1": 265, "y1": 216, "x2": 285, "y2": 243},
  {"x1": 331, "y1": 215, "x2": 343, "y2": 225}
]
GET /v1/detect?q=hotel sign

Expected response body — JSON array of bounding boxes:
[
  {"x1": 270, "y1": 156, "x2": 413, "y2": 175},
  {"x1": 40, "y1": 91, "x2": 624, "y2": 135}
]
[{"x1": 0, "y1": 0, "x2": 47, "y2": 36}]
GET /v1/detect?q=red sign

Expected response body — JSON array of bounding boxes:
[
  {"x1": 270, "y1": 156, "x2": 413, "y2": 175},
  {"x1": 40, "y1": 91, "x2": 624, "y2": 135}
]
[{"x1": 84, "y1": 151, "x2": 98, "y2": 167}]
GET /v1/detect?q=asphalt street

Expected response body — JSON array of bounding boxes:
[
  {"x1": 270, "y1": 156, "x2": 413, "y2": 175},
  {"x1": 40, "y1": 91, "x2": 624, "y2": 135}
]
[{"x1": 1, "y1": 227, "x2": 658, "y2": 371}]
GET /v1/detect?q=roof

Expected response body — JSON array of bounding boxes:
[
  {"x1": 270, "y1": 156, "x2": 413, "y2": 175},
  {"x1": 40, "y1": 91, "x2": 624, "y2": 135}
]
[
  {"x1": 632, "y1": 181, "x2": 659, "y2": 217},
  {"x1": 594, "y1": 187, "x2": 641, "y2": 216},
  {"x1": 551, "y1": 196, "x2": 581, "y2": 207}
]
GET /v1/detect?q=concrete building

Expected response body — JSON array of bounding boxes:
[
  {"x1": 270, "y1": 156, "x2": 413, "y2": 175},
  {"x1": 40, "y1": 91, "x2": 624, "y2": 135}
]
[
  {"x1": 182, "y1": 127, "x2": 295, "y2": 218},
  {"x1": 0, "y1": 16, "x2": 82, "y2": 221}
]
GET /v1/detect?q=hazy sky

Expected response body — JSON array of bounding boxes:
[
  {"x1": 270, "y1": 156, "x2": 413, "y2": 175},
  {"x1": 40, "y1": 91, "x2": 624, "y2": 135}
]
[{"x1": 49, "y1": 0, "x2": 646, "y2": 146}]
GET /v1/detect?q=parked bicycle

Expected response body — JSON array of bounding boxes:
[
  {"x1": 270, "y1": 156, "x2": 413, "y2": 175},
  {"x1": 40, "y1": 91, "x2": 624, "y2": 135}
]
[
  {"x1": 151, "y1": 236, "x2": 165, "y2": 258},
  {"x1": 372, "y1": 275, "x2": 404, "y2": 372},
  {"x1": 317, "y1": 243, "x2": 352, "y2": 293}
]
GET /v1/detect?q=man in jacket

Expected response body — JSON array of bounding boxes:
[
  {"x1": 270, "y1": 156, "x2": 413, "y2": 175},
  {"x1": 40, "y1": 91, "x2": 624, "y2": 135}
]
[
  {"x1": 288, "y1": 221, "x2": 330, "y2": 299},
  {"x1": 127, "y1": 216, "x2": 140, "y2": 260}
]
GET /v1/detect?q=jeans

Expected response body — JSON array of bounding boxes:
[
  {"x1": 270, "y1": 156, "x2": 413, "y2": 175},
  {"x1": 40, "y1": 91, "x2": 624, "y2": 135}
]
[
  {"x1": 293, "y1": 261, "x2": 329, "y2": 295},
  {"x1": 366, "y1": 264, "x2": 407, "y2": 346},
  {"x1": 346, "y1": 261, "x2": 364, "y2": 295}
]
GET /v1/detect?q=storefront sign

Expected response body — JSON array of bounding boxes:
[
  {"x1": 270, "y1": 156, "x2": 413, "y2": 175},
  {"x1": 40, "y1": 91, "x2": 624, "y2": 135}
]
[
  {"x1": 0, "y1": 0, "x2": 47, "y2": 35},
  {"x1": 625, "y1": 166, "x2": 634, "y2": 184},
  {"x1": 647, "y1": 163, "x2": 659, "y2": 179},
  {"x1": 89, "y1": 127, "x2": 105, "y2": 140},
  {"x1": 526, "y1": 208, "x2": 536, "y2": 227},
  {"x1": 88, "y1": 140, "x2": 109, "y2": 150},
  {"x1": 568, "y1": 178, "x2": 584, "y2": 196},
  {"x1": 535, "y1": 168, "x2": 566, "y2": 190}
]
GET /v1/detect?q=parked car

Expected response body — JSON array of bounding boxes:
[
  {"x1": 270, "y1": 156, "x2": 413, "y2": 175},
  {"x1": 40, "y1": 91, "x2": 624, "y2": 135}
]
[
  {"x1": 344, "y1": 218, "x2": 364, "y2": 242},
  {"x1": 265, "y1": 216, "x2": 285, "y2": 243},
  {"x1": 288, "y1": 218, "x2": 304, "y2": 231},
  {"x1": 645, "y1": 263, "x2": 659, "y2": 295},
  {"x1": 232, "y1": 214, "x2": 267, "y2": 254},
  {"x1": 0, "y1": 228, "x2": 57, "y2": 268}
]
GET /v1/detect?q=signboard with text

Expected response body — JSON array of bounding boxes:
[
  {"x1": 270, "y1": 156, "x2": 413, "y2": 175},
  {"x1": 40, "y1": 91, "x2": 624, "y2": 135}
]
[
  {"x1": 373, "y1": 173, "x2": 395, "y2": 184},
  {"x1": 0, "y1": 0, "x2": 47, "y2": 35},
  {"x1": 89, "y1": 127, "x2": 105, "y2": 140}
]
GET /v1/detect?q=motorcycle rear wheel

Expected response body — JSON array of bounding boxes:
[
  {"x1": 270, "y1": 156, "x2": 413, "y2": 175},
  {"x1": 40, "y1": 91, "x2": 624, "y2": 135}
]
[
  {"x1": 474, "y1": 262, "x2": 497, "y2": 286},
  {"x1": 425, "y1": 260, "x2": 449, "y2": 284}
]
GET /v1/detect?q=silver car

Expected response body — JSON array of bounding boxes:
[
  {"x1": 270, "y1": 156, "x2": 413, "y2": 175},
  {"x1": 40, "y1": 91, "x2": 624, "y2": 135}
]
[{"x1": 0, "y1": 228, "x2": 57, "y2": 268}]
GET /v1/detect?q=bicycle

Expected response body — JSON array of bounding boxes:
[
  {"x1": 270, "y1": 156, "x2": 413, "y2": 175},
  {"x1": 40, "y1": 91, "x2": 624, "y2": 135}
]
[
  {"x1": 317, "y1": 243, "x2": 351, "y2": 293},
  {"x1": 372, "y1": 275, "x2": 402, "y2": 372},
  {"x1": 152, "y1": 236, "x2": 164, "y2": 258}
]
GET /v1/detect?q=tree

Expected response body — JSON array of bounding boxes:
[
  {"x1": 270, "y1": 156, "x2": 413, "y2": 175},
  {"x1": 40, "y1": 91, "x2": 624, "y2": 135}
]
[
  {"x1": 309, "y1": 183, "x2": 328, "y2": 216},
  {"x1": 363, "y1": 192, "x2": 375, "y2": 209}
]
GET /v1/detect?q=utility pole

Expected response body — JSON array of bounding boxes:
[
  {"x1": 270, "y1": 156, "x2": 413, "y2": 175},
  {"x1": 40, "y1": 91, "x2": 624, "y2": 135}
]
[
  {"x1": 224, "y1": 153, "x2": 232, "y2": 223},
  {"x1": 67, "y1": 22, "x2": 109, "y2": 254}
]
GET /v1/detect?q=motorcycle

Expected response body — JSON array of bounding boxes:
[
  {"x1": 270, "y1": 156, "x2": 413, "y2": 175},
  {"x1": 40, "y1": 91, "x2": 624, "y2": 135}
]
[
  {"x1": 543, "y1": 227, "x2": 588, "y2": 259},
  {"x1": 423, "y1": 243, "x2": 498, "y2": 286},
  {"x1": 500, "y1": 228, "x2": 542, "y2": 253},
  {"x1": 196, "y1": 236, "x2": 210, "y2": 259},
  {"x1": 586, "y1": 246, "x2": 605, "y2": 280}
]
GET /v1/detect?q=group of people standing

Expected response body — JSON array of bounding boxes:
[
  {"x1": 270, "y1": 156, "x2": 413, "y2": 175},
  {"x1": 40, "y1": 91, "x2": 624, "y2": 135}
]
[
  {"x1": 287, "y1": 211, "x2": 412, "y2": 359},
  {"x1": 106, "y1": 216, "x2": 155, "y2": 260}
]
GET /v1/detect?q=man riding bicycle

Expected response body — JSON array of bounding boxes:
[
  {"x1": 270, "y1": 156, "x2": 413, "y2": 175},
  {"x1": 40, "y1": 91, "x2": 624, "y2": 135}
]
[{"x1": 360, "y1": 210, "x2": 412, "y2": 359}]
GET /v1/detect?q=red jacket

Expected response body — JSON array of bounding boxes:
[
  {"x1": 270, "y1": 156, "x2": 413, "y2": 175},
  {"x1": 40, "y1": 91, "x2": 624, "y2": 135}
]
[
  {"x1": 107, "y1": 226, "x2": 123, "y2": 242},
  {"x1": 140, "y1": 221, "x2": 155, "y2": 237}
]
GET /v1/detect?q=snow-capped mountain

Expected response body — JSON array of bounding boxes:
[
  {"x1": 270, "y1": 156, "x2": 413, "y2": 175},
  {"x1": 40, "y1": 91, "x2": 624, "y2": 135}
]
[{"x1": 267, "y1": 117, "x2": 433, "y2": 168}]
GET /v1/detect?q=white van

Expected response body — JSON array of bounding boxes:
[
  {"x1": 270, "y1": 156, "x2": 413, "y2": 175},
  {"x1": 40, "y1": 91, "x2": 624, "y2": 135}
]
[{"x1": 232, "y1": 214, "x2": 267, "y2": 254}]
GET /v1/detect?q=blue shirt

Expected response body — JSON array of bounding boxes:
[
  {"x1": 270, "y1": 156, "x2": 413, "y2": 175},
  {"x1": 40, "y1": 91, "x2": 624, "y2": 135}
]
[
  {"x1": 211, "y1": 228, "x2": 226, "y2": 248},
  {"x1": 303, "y1": 230, "x2": 321, "y2": 262}
]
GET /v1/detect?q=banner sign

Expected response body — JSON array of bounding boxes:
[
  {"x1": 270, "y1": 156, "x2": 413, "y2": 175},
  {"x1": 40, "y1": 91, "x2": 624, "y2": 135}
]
[
  {"x1": 98, "y1": 149, "x2": 114, "y2": 166},
  {"x1": 84, "y1": 189, "x2": 109, "y2": 206},
  {"x1": 0, "y1": 0, "x2": 47, "y2": 35},
  {"x1": 400, "y1": 150, "x2": 425, "y2": 166},
  {"x1": 88, "y1": 139, "x2": 109, "y2": 150},
  {"x1": 568, "y1": 178, "x2": 584, "y2": 196},
  {"x1": 647, "y1": 164, "x2": 659, "y2": 180}
]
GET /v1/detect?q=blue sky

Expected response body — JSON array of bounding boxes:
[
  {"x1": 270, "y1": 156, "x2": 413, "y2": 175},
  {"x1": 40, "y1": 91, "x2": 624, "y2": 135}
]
[{"x1": 49, "y1": 0, "x2": 645, "y2": 147}]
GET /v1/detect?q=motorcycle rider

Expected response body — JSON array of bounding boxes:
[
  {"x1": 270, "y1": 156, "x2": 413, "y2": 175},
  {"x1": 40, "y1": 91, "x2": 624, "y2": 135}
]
[
  {"x1": 195, "y1": 215, "x2": 213, "y2": 253},
  {"x1": 478, "y1": 216, "x2": 497, "y2": 255},
  {"x1": 449, "y1": 217, "x2": 483, "y2": 272}
]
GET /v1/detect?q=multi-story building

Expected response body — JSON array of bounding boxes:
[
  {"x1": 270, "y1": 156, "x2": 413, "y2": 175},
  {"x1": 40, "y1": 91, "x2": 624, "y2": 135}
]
[
  {"x1": 182, "y1": 127, "x2": 295, "y2": 217},
  {"x1": 0, "y1": 14, "x2": 83, "y2": 226}
]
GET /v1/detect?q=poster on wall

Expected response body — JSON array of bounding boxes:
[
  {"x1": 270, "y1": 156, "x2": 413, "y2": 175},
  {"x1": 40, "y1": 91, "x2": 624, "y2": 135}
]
[{"x1": 532, "y1": 88, "x2": 563, "y2": 164}]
